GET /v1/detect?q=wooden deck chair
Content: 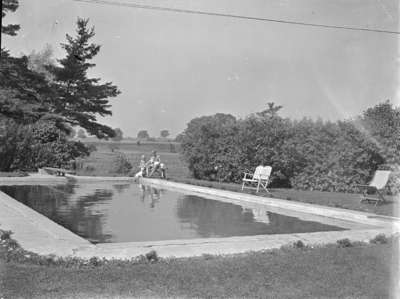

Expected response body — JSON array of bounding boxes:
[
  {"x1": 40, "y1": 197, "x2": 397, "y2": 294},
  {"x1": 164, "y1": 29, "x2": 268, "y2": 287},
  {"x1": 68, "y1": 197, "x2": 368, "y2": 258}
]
[
  {"x1": 242, "y1": 166, "x2": 272, "y2": 193},
  {"x1": 358, "y1": 170, "x2": 391, "y2": 206}
]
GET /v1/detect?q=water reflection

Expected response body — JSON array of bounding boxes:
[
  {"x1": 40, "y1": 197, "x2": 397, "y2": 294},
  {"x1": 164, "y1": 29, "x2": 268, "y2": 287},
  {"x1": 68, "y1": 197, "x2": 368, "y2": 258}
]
[
  {"x1": 175, "y1": 195, "x2": 274, "y2": 238},
  {"x1": 0, "y1": 184, "x2": 345, "y2": 243},
  {"x1": 176, "y1": 196, "x2": 345, "y2": 237},
  {"x1": 138, "y1": 184, "x2": 162, "y2": 208},
  {"x1": 0, "y1": 184, "x2": 114, "y2": 243}
]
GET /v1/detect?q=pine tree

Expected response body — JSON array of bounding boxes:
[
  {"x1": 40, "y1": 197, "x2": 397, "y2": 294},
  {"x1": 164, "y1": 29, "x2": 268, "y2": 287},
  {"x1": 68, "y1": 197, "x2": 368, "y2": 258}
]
[
  {"x1": 51, "y1": 18, "x2": 120, "y2": 139},
  {"x1": 0, "y1": 52, "x2": 55, "y2": 124}
]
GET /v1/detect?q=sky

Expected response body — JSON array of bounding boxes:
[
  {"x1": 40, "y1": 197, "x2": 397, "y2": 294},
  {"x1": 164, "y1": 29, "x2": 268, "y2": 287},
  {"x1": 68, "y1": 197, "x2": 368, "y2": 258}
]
[{"x1": 2, "y1": 0, "x2": 399, "y2": 137}]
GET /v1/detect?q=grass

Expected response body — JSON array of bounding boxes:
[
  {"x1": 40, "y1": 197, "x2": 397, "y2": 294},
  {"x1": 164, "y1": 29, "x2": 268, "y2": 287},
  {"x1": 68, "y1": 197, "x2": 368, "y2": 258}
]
[
  {"x1": 75, "y1": 141, "x2": 189, "y2": 178},
  {"x1": 0, "y1": 228, "x2": 398, "y2": 298},
  {"x1": 0, "y1": 171, "x2": 28, "y2": 177}
]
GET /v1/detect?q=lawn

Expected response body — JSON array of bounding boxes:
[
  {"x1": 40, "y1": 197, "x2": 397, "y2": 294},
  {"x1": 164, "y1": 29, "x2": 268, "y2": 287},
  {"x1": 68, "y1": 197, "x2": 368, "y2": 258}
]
[
  {"x1": 0, "y1": 232, "x2": 398, "y2": 298},
  {"x1": 0, "y1": 171, "x2": 28, "y2": 177},
  {"x1": 75, "y1": 141, "x2": 189, "y2": 178}
]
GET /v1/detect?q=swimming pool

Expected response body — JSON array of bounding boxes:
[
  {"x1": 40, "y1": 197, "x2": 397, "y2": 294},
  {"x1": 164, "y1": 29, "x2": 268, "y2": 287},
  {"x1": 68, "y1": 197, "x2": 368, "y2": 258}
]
[{"x1": 0, "y1": 183, "x2": 348, "y2": 243}]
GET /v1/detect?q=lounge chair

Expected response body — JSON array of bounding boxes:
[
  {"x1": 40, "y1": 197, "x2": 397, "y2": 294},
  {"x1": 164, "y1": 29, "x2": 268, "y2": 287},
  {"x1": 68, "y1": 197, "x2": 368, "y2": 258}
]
[
  {"x1": 242, "y1": 166, "x2": 272, "y2": 193},
  {"x1": 358, "y1": 170, "x2": 391, "y2": 206}
]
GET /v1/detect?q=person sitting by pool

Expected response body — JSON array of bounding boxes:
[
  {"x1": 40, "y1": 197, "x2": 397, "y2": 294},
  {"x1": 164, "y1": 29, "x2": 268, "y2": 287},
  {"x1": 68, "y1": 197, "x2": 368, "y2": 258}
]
[
  {"x1": 134, "y1": 155, "x2": 147, "y2": 179},
  {"x1": 146, "y1": 151, "x2": 166, "y2": 178}
]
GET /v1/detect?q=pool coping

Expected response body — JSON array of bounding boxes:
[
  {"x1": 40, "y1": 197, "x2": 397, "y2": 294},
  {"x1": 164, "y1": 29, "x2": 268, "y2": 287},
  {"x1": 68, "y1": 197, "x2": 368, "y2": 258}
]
[{"x1": 0, "y1": 175, "x2": 399, "y2": 259}]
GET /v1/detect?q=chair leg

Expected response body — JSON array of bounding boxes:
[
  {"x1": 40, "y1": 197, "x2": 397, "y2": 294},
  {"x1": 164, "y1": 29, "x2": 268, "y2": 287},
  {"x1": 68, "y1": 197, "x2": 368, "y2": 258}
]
[
  {"x1": 376, "y1": 190, "x2": 386, "y2": 205},
  {"x1": 242, "y1": 182, "x2": 245, "y2": 191}
]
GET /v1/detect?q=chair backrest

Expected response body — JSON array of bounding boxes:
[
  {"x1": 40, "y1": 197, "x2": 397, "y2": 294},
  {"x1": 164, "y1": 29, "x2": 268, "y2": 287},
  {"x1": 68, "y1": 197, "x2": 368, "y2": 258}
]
[
  {"x1": 253, "y1": 166, "x2": 272, "y2": 180},
  {"x1": 370, "y1": 170, "x2": 391, "y2": 189}
]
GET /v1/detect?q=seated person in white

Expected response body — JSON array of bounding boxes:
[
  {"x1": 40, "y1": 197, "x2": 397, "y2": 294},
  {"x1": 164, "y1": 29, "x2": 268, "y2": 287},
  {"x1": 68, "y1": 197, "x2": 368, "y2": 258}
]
[{"x1": 134, "y1": 155, "x2": 147, "y2": 178}]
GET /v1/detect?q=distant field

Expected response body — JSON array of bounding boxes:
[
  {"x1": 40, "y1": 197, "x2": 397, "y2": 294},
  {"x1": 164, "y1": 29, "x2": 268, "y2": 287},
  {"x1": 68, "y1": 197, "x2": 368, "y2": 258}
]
[{"x1": 76, "y1": 141, "x2": 190, "y2": 178}]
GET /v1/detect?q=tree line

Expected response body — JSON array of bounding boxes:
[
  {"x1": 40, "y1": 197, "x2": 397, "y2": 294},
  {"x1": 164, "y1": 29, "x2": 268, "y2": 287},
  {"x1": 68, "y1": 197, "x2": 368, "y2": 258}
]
[{"x1": 179, "y1": 102, "x2": 400, "y2": 193}]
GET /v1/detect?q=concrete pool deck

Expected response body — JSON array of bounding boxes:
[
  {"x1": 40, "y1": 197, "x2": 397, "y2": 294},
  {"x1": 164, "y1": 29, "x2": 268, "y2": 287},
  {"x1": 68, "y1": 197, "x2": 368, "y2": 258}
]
[{"x1": 0, "y1": 174, "x2": 399, "y2": 259}]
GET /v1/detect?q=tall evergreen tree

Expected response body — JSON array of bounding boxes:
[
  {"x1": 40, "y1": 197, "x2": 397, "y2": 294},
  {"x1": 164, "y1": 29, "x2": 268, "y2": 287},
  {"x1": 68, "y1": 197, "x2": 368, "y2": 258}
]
[
  {"x1": 51, "y1": 18, "x2": 120, "y2": 139},
  {"x1": 0, "y1": 53, "x2": 55, "y2": 124}
]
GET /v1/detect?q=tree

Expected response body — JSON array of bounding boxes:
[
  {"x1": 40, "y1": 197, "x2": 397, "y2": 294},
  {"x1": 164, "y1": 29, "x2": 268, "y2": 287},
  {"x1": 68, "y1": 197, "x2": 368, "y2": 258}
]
[
  {"x1": 160, "y1": 129, "x2": 169, "y2": 138},
  {"x1": 137, "y1": 130, "x2": 149, "y2": 139},
  {"x1": 112, "y1": 128, "x2": 123, "y2": 141},
  {"x1": 2, "y1": 0, "x2": 20, "y2": 37},
  {"x1": 175, "y1": 133, "x2": 185, "y2": 142},
  {"x1": 77, "y1": 129, "x2": 86, "y2": 138},
  {"x1": 1, "y1": 2, "x2": 60, "y2": 127},
  {"x1": 51, "y1": 18, "x2": 120, "y2": 139},
  {"x1": 0, "y1": 1, "x2": 61, "y2": 128},
  {"x1": 256, "y1": 102, "x2": 283, "y2": 118},
  {"x1": 0, "y1": 7, "x2": 93, "y2": 172},
  {"x1": 238, "y1": 108, "x2": 292, "y2": 186},
  {"x1": 0, "y1": 53, "x2": 57, "y2": 125},
  {"x1": 358, "y1": 101, "x2": 400, "y2": 165},
  {"x1": 180, "y1": 113, "x2": 240, "y2": 181}
]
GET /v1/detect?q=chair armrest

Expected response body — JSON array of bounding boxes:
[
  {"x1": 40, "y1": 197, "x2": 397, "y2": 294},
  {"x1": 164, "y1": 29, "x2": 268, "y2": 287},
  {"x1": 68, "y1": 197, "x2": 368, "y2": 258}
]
[{"x1": 243, "y1": 172, "x2": 253, "y2": 179}]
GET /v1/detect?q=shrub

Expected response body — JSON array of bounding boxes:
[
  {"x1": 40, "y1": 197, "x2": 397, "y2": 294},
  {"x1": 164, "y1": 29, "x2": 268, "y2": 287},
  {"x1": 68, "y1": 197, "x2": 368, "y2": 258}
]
[
  {"x1": 113, "y1": 153, "x2": 132, "y2": 174},
  {"x1": 6, "y1": 239, "x2": 19, "y2": 250},
  {"x1": 0, "y1": 230, "x2": 12, "y2": 241},
  {"x1": 180, "y1": 113, "x2": 241, "y2": 182},
  {"x1": 293, "y1": 240, "x2": 305, "y2": 249},
  {"x1": 0, "y1": 120, "x2": 89, "y2": 171},
  {"x1": 179, "y1": 101, "x2": 400, "y2": 194},
  {"x1": 384, "y1": 168, "x2": 400, "y2": 195},
  {"x1": 145, "y1": 250, "x2": 159, "y2": 262},
  {"x1": 370, "y1": 234, "x2": 388, "y2": 244},
  {"x1": 336, "y1": 238, "x2": 353, "y2": 248},
  {"x1": 88, "y1": 256, "x2": 101, "y2": 267}
]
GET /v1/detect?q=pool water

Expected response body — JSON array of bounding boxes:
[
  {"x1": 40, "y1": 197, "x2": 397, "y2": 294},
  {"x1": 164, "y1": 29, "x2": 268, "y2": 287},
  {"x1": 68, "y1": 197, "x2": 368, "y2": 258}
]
[{"x1": 0, "y1": 183, "x2": 346, "y2": 243}]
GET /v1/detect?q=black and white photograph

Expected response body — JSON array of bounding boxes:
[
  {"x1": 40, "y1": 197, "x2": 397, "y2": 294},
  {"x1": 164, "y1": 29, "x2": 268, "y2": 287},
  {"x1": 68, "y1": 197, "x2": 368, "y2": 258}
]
[{"x1": 0, "y1": 0, "x2": 399, "y2": 298}]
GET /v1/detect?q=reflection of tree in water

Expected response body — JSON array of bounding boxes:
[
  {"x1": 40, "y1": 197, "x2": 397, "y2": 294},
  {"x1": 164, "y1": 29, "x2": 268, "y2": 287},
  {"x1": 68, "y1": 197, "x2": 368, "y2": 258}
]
[
  {"x1": 0, "y1": 184, "x2": 75, "y2": 220},
  {"x1": 264, "y1": 212, "x2": 345, "y2": 234},
  {"x1": 176, "y1": 195, "x2": 271, "y2": 238},
  {"x1": 60, "y1": 189, "x2": 114, "y2": 243},
  {"x1": 0, "y1": 184, "x2": 114, "y2": 243},
  {"x1": 176, "y1": 196, "x2": 344, "y2": 238}
]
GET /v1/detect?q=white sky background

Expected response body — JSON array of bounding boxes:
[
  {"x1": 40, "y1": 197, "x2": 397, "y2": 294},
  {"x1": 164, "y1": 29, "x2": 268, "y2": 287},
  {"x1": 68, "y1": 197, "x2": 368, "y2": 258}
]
[{"x1": 3, "y1": 0, "x2": 399, "y2": 137}]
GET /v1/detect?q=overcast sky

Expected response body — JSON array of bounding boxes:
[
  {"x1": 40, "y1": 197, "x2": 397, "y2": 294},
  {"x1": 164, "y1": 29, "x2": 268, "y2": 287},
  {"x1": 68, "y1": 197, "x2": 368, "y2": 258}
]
[{"x1": 3, "y1": 0, "x2": 399, "y2": 137}]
